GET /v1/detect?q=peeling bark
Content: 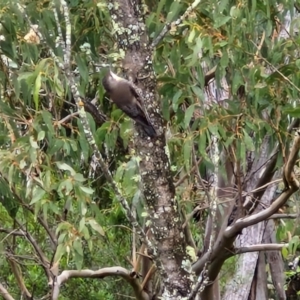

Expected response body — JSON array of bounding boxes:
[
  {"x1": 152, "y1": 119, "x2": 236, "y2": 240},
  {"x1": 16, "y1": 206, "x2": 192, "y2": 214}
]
[{"x1": 264, "y1": 220, "x2": 286, "y2": 300}]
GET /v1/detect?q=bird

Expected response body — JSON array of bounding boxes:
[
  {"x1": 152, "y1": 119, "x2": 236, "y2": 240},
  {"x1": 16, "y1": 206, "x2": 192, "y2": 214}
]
[{"x1": 102, "y1": 70, "x2": 156, "y2": 138}]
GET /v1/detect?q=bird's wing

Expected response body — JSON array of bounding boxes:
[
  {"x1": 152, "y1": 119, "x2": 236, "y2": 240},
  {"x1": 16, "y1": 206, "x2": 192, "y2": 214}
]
[{"x1": 128, "y1": 82, "x2": 153, "y2": 125}]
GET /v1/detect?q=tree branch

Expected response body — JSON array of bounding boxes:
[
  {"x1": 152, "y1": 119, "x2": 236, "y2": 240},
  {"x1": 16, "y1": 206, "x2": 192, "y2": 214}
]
[
  {"x1": 234, "y1": 243, "x2": 288, "y2": 255},
  {"x1": 6, "y1": 256, "x2": 32, "y2": 299},
  {"x1": 226, "y1": 131, "x2": 300, "y2": 238},
  {"x1": 0, "y1": 283, "x2": 15, "y2": 300},
  {"x1": 193, "y1": 131, "x2": 300, "y2": 294},
  {"x1": 269, "y1": 213, "x2": 298, "y2": 219},
  {"x1": 0, "y1": 228, "x2": 26, "y2": 237},
  {"x1": 14, "y1": 220, "x2": 51, "y2": 280},
  {"x1": 52, "y1": 267, "x2": 149, "y2": 300}
]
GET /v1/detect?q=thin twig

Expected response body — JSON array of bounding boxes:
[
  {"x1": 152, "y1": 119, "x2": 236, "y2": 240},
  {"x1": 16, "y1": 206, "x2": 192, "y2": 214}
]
[
  {"x1": 58, "y1": 112, "x2": 79, "y2": 124},
  {"x1": 151, "y1": 0, "x2": 202, "y2": 47}
]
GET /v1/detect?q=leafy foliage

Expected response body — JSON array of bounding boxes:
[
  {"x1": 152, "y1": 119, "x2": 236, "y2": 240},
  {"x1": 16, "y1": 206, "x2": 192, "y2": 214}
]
[{"x1": 0, "y1": 0, "x2": 299, "y2": 298}]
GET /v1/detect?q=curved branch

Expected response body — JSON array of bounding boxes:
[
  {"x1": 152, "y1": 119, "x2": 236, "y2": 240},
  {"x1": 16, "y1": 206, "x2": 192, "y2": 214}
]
[
  {"x1": 225, "y1": 188, "x2": 295, "y2": 238},
  {"x1": 52, "y1": 267, "x2": 149, "y2": 300},
  {"x1": 0, "y1": 228, "x2": 26, "y2": 237},
  {"x1": 58, "y1": 112, "x2": 79, "y2": 124},
  {"x1": 269, "y1": 213, "x2": 298, "y2": 219},
  {"x1": 14, "y1": 220, "x2": 51, "y2": 280},
  {"x1": 234, "y1": 243, "x2": 288, "y2": 255},
  {"x1": 193, "y1": 131, "x2": 300, "y2": 287},
  {"x1": 0, "y1": 175, "x2": 57, "y2": 248},
  {"x1": 7, "y1": 256, "x2": 31, "y2": 299},
  {"x1": 0, "y1": 283, "x2": 15, "y2": 300},
  {"x1": 226, "y1": 132, "x2": 300, "y2": 238},
  {"x1": 284, "y1": 131, "x2": 300, "y2": 188}
]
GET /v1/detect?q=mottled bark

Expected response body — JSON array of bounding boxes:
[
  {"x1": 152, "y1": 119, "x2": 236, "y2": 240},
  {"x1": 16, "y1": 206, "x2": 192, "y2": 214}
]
[{"x1": 108, "y1": 0, "x2": 192, "y2": 298}]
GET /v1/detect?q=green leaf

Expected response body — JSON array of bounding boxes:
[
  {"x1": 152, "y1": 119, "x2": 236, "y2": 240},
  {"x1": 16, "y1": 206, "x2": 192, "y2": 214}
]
[
  {"x1": 73, "y1": 238, "x2": 83, "y2": 256},
  {"x1": 37, "y1": 130, "x2": 45, "y2": 141},
  {"x1": 58, "y1": 232, "x2": 67, "y2": 244},
  {"x1": 41, "y1": 111, "x2": 55, "y2": 136},
  {"x1": 183, "y1": 138, "x2": 193, "y2": 170},
  {"x1": 171, "y1": 90, "x2": 183, "y2": 113},
  {"x1": 56, "y1": 162, "x2": 76, "y2": 176},
  {"x1": 283, "y1": 107, "x2": 300, "y2": 117},
  {"x1": 220, "y1": 51, "x2": 229, "y2": 68},
  {"x1": 198, "y1": 131, "x2": 207, "y2": 156},
  {"x1": 281, "y1": 246, "x2": 288, "y2": 259},
  {"x1": 79, "y1": 217, "x2": 86, "y2": 232},
  {"x1": 166, "y1": 0, "x2": 183, "y2": 23},
  {"x1": 8, "y1": 164, "x2": 14, "y2": 187},
  {"x1": 19, "y1": 159, "x2": 27, "y2": 169},
  {"x1": 0, "y1": 99, "x2": 15, "y2": 116},
  {"x1": 75, "y1": 55, "x2": 89, "y2": 84},
  {"x1": 159, "y1": 98, "x2": 168, "y2": 122},
  {"x1": 33, "y1": 72, "x2": 41, "y2": 110},
  {"x1": 80, "y1": 186, "x2": 94, "y2": 195},
  {"x1": 188, "y1": 29, "x2": 196, "y2": 43},
  {"x1": 214, "y1": 15, "x2": 231, "y2": 28},
  {"x1": 58, "y1": 180, "x2": 73, "y2": 197},
  {"x1": 184, "y1": 104, "x2": 195, "y2": 129},
  {"x1": 54, "y1": 243, "x2": 66, "y2": 263},
  {"x1": 30, "y1": 187, "x2": 46, "y2": 205},
  {"x1": 289, "y1": 236, "x2": 300, "y2": 255},
  {"x1": 242, "y1": 129, "x2": 254, "y2": 151},
  {"x1": 80, "y1": 201, "x2": 87, "y2": 216},
  {"x1": 208, "y1": 124, "x2": 219, "y2": 137},
  {"x1": 73, "y1": 173, "x2": 86, "y2": 182},
  {"x1": 74, "y1": 246, "x2": 84, "y2": 270},
  {"x1": 48, "y1": 139, "x2": 64, "y2": 155},
  {"x1": 232, "y1": 71, "x2": 243, "y2": 95},
  {"x1": 191, "y1": 86, "x2": 204, "y2": 101},
  {"x1": 88, "y1": 219, "x2": 105, "y2": 236}
]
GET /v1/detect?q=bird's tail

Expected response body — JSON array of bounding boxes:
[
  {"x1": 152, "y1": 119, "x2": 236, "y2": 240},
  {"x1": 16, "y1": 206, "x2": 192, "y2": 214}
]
[
  {"x1": 134, "y1": 114, "x2": 157, "y2": 138},
  {"x1": 142, "y1": 123, "x2": 156, "y2": 138}
]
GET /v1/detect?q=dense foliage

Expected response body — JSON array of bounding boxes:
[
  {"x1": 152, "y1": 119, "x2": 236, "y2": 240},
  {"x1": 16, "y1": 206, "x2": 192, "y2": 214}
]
[{"x1": 0, "y1": 0, "x2": 300, "y2": 299}]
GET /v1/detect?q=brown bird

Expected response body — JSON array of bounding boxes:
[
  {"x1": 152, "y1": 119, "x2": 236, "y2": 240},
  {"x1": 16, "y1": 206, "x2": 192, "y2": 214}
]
[{"x1": 102, "y1": 70, "x2": 156, "y2": 138}]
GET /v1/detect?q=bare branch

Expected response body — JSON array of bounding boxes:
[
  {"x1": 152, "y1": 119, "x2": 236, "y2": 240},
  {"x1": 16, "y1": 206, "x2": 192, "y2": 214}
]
[
  {"x1": 0, "y1": 283, "x2": 15, "y2": 300},
  {"x1": 6, "y1": 256, "x2": 32, "y2": 299},
  {"x1": 188, "y1": 141, "x2": 219, "y2": 298},
  {"x1": 234, "y1": 243, "x2": 288, "y2": 255},
  {"x1": 250, "y1": 43, "x2": 300, "y2": 94},
  {"x1": 174, "y1": 157, "x2": 202, "y2": 187},
  {"x1": 269, "y1": 213, "x2": 298, "y2": 219},
  {"x1": 226, "y1": 132, "x2": 300, "y2": 238},
  {"x1": 285, "y1": 132, "x2": 300, "y2": 189},
  {"x1": 0, "y1": 174, "x2": 57, "y2": 248},
  {"x1": 14, "y1": 220, "x2": 51, "y2": 280},
  {"x1": 193, "y1": 131, "x2": 300, "y2": 293},
  {"x1": 0, "y1": 228, "x2": 26, "y2": 237},
  {"x1": 52, "y1": 268, "x2": 149, "y2": 300},
  {"x1": 226, "y1": 187, "x2": 295, "y2": 238},
  {"x1": 58, "y1": 112, "x2": 79, "y2": 124}
]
